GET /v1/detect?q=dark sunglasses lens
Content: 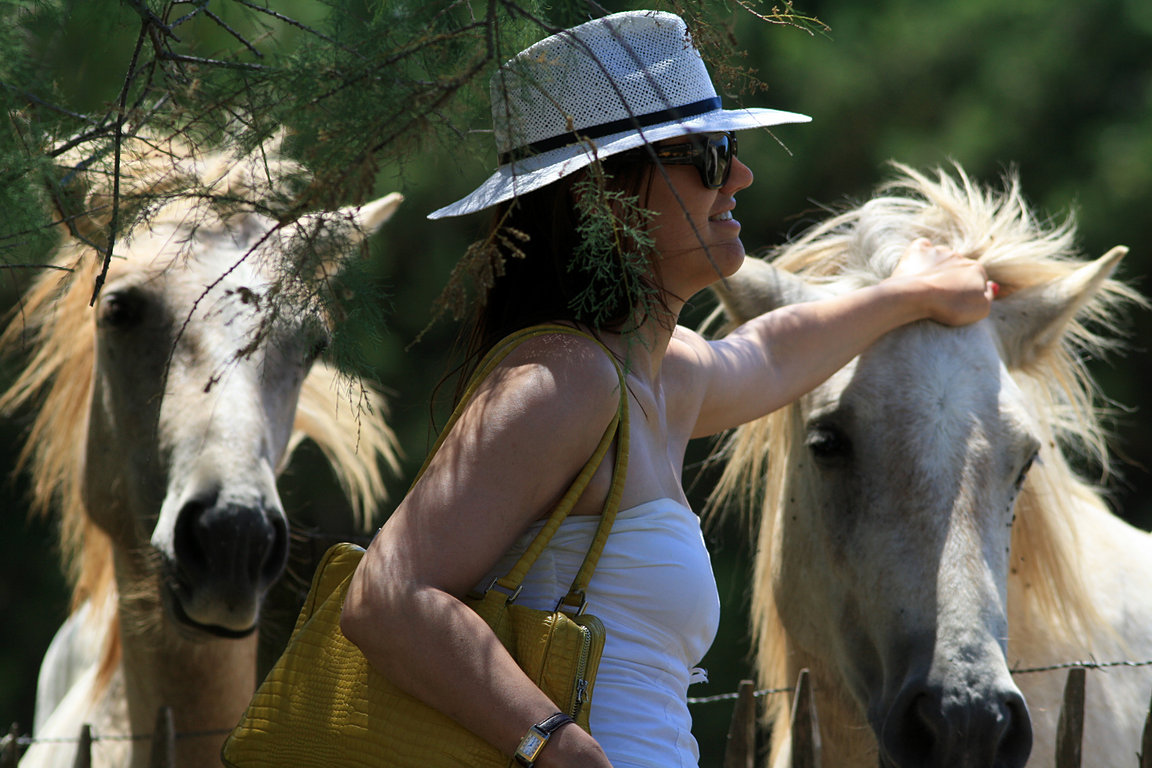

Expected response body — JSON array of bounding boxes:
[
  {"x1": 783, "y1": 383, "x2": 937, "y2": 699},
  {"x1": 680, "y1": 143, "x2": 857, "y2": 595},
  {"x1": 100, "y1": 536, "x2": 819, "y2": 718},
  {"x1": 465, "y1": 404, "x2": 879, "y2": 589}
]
[{"x1": 701, "y1": 134, "x2": 734, "y2": 188}]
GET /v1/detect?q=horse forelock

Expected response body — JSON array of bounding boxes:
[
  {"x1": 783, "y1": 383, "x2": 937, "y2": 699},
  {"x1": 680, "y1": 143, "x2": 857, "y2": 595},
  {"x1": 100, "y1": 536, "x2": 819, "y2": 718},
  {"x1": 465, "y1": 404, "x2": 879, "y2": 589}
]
[
  {"x1": 706, "y1": 163, "x2": 1137, "y2": 728},
  {"x1": 57, "y1": 129, "x2": 304, "y2": 252}
]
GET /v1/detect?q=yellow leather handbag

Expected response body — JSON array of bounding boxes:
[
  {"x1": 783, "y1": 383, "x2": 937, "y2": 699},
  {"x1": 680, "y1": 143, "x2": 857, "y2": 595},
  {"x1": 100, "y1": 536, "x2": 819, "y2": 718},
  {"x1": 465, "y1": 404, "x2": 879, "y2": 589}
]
[{"x1": 222, "y1": 325, "x2": 628, "y2": 768}]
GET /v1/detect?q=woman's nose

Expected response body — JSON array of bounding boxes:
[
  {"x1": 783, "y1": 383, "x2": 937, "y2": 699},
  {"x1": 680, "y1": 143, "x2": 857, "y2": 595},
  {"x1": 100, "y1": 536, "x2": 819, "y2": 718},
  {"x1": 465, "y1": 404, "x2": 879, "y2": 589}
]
[{"x1": 725, "y1": 157, "x2": 754, "y2": 193}]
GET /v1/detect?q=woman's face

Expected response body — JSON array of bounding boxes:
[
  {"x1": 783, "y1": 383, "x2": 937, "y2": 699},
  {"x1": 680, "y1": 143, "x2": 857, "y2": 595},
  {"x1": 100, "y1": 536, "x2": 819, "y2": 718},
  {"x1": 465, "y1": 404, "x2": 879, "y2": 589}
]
[{"x1": 643, "y1": 136, "x2": 754, "y2": 303}]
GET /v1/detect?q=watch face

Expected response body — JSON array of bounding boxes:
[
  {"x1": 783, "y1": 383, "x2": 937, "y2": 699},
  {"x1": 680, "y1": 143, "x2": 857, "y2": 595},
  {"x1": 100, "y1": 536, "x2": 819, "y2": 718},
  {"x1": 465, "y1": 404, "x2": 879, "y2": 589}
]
[{"x1": 519, "y1": 732, "x2": 545, "y2": 757}]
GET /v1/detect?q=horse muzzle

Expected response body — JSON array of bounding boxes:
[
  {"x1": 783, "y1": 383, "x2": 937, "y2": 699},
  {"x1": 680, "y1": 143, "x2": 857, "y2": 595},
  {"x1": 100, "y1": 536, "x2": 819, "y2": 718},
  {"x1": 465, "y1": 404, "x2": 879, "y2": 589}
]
[
  {"x1": 875, "y1": 671, "x2": 1032, "y2": 768},
  {"x1": 164, "y1": 495, "x2": 289, "y2": 637}
]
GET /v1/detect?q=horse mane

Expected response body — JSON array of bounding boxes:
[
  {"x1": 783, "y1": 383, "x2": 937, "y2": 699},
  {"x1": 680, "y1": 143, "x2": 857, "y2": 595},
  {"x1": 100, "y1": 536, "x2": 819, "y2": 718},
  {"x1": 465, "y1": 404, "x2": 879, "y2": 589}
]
[
  {"x1": 0, "y1": 131, "x2": 399, "y2": 685},
  {"x1": 706, "y1": 162, "x2": 1142, "y2": 728}
]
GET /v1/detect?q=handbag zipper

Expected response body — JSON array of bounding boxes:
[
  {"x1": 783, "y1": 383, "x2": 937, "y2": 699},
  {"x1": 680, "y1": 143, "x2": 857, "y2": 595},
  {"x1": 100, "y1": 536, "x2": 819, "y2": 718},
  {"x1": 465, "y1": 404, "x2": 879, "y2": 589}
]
[{"x1": 570, "y1": 625, "x2": 592, "y2": 719}]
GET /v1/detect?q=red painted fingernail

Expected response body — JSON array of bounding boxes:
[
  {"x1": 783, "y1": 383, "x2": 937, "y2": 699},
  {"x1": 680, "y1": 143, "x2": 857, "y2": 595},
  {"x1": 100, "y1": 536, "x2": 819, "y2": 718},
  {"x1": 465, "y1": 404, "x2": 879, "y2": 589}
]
[{"x1": 989, "y1": 281, "x2": 1001, "y2": 297}]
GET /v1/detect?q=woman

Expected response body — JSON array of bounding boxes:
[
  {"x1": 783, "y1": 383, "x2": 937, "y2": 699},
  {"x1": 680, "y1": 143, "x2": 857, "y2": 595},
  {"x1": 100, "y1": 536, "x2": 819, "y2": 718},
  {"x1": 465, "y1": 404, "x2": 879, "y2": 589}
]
[{"x1": 341, "y1": 10, "x2": 994, "y2": 767}]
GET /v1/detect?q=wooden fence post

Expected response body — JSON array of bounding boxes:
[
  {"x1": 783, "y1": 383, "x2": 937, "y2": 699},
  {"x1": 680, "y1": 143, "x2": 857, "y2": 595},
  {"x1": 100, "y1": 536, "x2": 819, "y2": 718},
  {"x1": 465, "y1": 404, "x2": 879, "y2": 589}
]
[
  {"x1": 149, "y1": 706, "x2": 175, "y2": 768},
  {"x1": 1140, "y1": 685, "x2": 1152, "y2": 768},
  {"x1": 71, "y1": 724, "x2": 92, "y2": 768},
  {"x1": 1, "y1": 724, "x2": 20, "y2": 768},
  {"x1": 723, "y1": 680, "x2": 757, "y2": 768},
  {"x1": 790, "y1": 669, "x2": 820, "y2": 768},
  {"x1": 1054, "y1": 666, "x2": 1085, "y2": 768}
]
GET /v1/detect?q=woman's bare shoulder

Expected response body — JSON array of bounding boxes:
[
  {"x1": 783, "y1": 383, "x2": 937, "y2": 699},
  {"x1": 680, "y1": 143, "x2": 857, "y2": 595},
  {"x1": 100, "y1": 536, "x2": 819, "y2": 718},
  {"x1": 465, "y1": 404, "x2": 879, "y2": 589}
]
[
  {"x1": 479, "y1": 330, "x2": 622, "y2": 414},
  {"x1": 664, "y1": 324, "x2": 720, "y2": 384},
  {"x1": 670, "y1": 324, "x2": 711, "y2": 355}
]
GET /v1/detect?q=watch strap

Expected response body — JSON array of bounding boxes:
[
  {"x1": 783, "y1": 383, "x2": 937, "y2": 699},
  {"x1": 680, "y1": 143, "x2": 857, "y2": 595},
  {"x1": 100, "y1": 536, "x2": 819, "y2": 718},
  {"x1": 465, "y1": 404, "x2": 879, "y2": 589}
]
[{"x1": 514, "y1": 712, "x2": 575, "y2": 766}]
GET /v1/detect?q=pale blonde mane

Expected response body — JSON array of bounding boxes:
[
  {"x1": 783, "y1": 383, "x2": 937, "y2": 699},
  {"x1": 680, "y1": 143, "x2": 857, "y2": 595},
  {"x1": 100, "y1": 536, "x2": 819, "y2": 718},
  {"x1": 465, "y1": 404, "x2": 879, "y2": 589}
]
[
  {"x1": 707, "y1": 163, "x2": 1141, "y2": 727},
  {"x1": 0, "y1": 130, "x2": 399, "y2": 624}
]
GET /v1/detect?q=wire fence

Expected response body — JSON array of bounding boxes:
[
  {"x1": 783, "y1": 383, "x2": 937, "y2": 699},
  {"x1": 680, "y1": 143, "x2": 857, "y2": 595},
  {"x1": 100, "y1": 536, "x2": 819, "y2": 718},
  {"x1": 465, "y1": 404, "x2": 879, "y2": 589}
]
[
  {"x1": 686, "y1": 656, "x2": 1152, "y2": 705},
  {"x1": 5, "y1": 657, "x2": 1152, "y2": 768}
]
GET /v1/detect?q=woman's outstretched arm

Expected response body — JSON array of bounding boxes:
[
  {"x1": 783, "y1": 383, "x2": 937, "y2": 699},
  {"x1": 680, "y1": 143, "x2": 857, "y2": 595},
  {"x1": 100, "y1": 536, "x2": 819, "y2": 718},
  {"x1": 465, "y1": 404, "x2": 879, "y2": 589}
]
[{"x1": 679, "y1": 240, "x2": 995, "y2": 438}]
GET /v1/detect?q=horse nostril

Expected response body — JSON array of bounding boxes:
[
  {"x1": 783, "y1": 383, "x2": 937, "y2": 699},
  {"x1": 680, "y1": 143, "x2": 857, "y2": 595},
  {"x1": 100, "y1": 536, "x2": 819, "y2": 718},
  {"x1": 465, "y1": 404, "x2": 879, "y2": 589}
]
[
  {"x1": 258, "y1": 512, "x2": 289, "y2": 586},
  {"x1": 882, "y1": 690, "x2": 941, "y2": 766},
  {"x1": 997, "y1": 690, "x2": 1033, "y2": 767},
  {"x1": 173, "y1": 495, "x2": 214, "y2": 576}
]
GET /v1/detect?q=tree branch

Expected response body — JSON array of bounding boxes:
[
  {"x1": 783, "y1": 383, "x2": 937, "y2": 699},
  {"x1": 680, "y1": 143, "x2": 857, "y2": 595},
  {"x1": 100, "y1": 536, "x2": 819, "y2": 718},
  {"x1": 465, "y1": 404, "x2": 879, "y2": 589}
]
[{"x1": 90, "y1": 22, "x2": 149, "y2": 306}]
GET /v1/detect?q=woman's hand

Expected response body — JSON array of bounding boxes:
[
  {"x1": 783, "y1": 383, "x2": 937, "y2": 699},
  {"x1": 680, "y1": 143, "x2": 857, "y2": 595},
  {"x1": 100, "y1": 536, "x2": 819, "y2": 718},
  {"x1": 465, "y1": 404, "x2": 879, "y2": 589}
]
[{"x1": 890, "y1": 237, "x2": 997, "y2": 326}]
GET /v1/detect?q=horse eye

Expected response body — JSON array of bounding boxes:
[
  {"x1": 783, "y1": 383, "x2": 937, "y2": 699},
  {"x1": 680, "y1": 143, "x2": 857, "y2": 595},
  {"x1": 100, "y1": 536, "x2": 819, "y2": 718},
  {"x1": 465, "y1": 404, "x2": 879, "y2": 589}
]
[
  {"x1": 1014, "y1": 451, "x2": 1038, "y2": 490},
  {"x1": 806, "y1": 424, "x2": 852, "y2": 461},
  {"x1": 99, "y1": 289, "x2": 146, "y2": 329}
]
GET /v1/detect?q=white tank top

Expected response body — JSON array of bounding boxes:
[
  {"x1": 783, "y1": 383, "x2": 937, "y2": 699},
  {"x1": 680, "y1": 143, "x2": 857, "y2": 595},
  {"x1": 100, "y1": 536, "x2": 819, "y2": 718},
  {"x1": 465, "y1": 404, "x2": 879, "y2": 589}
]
[{"x1": 478, "y1": 498, "x2": 721, "y2": 767}]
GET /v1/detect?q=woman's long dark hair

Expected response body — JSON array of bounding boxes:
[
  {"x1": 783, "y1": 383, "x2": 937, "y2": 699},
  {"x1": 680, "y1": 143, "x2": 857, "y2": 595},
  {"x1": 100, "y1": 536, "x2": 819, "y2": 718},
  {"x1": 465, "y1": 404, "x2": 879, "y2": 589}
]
[{"x1": 449, "y1": 155, "x2": 667, "y2": 403}]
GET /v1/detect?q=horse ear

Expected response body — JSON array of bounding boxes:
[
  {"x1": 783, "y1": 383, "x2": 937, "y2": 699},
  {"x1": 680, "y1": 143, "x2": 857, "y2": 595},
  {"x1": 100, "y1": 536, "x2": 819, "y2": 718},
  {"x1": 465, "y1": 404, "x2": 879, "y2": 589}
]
[
  {"x1": 711, "y1": 256, "x2": 829, "y2": 323},
  {"x1": 339, "y1": 192, "x2": 405, "y2": 239},
  {"x1": 991, "y1": 245, "x2": 1127, "y2": 368},
  {"x1": 291, "y1": 192, "x2": 404, "y2": 276}
]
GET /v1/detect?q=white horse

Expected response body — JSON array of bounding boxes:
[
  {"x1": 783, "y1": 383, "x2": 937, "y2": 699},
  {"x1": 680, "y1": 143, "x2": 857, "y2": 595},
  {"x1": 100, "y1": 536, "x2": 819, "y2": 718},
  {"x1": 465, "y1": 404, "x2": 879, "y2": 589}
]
[
  {"x1": 1, "y1": 132, "x2": 402, "y2": 768},
  {"x1": 708, "y1": 165, "x2": 1152, "y2": 767}
]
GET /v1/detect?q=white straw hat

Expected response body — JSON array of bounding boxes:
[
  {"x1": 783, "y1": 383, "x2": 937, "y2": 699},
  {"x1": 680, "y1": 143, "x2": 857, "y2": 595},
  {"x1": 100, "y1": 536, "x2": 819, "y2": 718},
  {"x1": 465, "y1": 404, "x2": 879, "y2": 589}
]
[{"x1": 428, "y1": 10, "x2": 811, "y2": 219}]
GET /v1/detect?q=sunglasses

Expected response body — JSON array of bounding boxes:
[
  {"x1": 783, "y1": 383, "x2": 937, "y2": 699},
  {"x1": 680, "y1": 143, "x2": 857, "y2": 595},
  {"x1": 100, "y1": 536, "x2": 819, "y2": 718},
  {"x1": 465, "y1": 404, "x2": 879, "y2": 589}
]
[{"x1": 617, "y1": 132, "x2": 738, "y2": 189}]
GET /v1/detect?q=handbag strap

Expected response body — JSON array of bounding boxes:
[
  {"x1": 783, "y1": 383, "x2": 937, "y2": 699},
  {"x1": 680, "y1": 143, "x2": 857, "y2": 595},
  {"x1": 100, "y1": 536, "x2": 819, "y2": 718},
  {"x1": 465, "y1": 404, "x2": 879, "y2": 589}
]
[{"x1": 412, "y1": 323, "x2": 629, "y2": 611}]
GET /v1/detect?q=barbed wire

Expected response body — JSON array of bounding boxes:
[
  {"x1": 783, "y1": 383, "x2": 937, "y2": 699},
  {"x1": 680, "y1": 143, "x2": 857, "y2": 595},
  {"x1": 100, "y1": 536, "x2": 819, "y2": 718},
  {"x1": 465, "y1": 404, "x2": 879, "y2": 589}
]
[
  {"x1": 6, "y1": 728, "x2": 231, "y2": 748},
  {"x1": 1009, "y1": 658, "x2": 1152, "y2": 675},
  {"x1": 686, "y1": 657, "x2": 1152, "y2": 705},
  {"x1": 688, "y1": 686, "x2": 794, "y2": 704}
]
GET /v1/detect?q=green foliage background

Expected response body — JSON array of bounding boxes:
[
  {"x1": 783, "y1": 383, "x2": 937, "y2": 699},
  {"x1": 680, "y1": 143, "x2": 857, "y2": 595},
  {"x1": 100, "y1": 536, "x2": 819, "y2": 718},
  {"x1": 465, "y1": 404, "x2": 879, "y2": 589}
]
[{"x1": 2, "y1": 0, "x2": 1151, "y2": 764}]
